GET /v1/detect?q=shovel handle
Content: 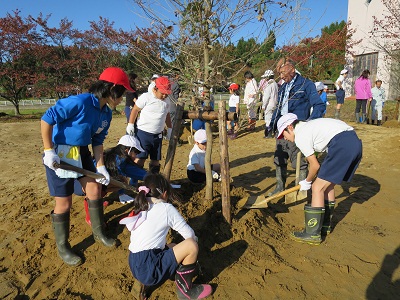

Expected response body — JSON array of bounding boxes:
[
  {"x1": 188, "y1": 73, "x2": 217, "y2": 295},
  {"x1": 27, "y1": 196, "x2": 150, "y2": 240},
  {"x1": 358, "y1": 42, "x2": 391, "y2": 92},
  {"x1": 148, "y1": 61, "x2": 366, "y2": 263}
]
[
  {"x1": 249, "y1": 185, "x2": 301, "y2": 208},
  {"x1": 53, "y1": 161, "x2": 137, "y2": 192}
]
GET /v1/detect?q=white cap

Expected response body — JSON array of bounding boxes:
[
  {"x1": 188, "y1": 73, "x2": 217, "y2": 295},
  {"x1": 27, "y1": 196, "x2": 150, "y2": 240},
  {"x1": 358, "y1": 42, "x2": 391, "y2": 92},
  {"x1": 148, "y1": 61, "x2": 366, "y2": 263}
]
[
  {"x1": 261, "y1": 69, "x2": 274, "y2": 78},
  {"x1": 277, "y1": 113, "x2": 298, "y2": 139},
  {"x1": 151, "y1": 74, "x2": 159, "y2": 80},
  {"x1": 194, "y1": 129, "x2": 207, "y2": 144},
  {"x1": 340, "y1": 69, "x2": 348, "y2": 75},
  {"x1": 315, "y1": 81, "x2": 324, "y2": 91},
  {"x1": 324, "y1": 85, "x2": 328, "y2": 89},
  {"x1": 118, "y1": 135, "x2": 144, "y2": 153}
]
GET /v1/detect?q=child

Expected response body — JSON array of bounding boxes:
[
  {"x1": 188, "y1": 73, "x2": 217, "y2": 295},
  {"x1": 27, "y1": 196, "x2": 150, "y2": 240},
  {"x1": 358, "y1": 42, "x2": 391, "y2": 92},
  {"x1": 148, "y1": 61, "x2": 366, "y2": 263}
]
[
  {"x1": 187, "y1": 129, "x2": 221, "y2": 183},
  {"x1": 126, "y1": 76, "x2": 173, "y2": 174},
  {"x1": 243, "y1": 71, "x2": 258, "y2": 131},
  {"x1": 315, "y1": 81, "x2": 328, "y2": 116},
  {"x1": 227, "y1": 83, "x2": 240, "y2": 138},
  {"x1": 120, "y1": 173, "x2": 212, "y2": 299},
  {"x1": 371, "y1": 80, "x2": 385, "y2": 126},
  {"x1": 41, "y1": 67, "x2": 132, "y2": 266},
  {"x1": 276, "y1": 113, "x2": 362, "y2": 245}
]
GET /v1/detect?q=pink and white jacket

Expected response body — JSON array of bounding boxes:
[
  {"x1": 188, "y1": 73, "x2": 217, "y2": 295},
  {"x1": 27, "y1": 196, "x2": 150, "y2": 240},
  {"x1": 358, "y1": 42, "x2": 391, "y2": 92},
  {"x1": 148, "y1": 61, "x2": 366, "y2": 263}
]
[{"x1": 354, "y1": 77, "x2": 372, "y2": 100}]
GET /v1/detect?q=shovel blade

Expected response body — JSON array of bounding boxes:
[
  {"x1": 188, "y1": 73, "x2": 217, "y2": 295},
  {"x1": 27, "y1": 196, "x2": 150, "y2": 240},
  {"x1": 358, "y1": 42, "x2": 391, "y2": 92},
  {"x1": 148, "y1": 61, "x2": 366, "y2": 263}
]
[{"x1": 239, "y1": 195, "x2": 269, "y2": 209}]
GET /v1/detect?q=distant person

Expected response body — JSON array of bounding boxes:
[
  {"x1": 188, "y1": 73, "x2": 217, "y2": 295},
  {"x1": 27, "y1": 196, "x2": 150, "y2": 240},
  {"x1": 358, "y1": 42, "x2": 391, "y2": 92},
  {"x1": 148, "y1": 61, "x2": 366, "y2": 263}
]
[
  {"x1": 124, "y1": 73, "x2": 138, "y2": 123},
  {"x1": 187, "y1": 129, "x2": 220, "y2": 183},
  {"x1": 371, "y1": 80, "x2": 385, "y2": 126},
  {"x1": 354, "y1": 69, "x2": 372, "y2": 123},
  {"x1": 259, "y1": 69, "x2": 278, "y2": 138},
  {"x1": 323, "y1": 85, "x2": 330, "y2": 106},
  {"x1": 334, "y1": 69, "x2": 348, "y2": 119},
  {"x1": 315, "y1": 82, "x2": 328, "y2": 116},
  {"x1": 243, "y1": 71, "x2": 258, "y2": 131},
  {"x1": 41, "y1": 67, "x2": 132, "y2": 266},
  {"x1": 276, "y1": 113, "x2": 362, "y2": 245},
  {"x1": 227, "y1": 83, "x2": 240, "y2": 138},
  {"x1": 120, "y1": 173, "x2": 212, "y2": 300},
  {"x1": 127, "y1": 77, "x2": 173, "y2": 174}
]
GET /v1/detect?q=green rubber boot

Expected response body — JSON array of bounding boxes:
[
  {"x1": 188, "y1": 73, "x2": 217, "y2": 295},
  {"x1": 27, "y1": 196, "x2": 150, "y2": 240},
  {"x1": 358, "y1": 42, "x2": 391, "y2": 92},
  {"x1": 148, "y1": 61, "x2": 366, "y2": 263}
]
[
  {"x1": 291, "y1": 205, "x2": 325, "y2": 245},
  {"x1": 87, "y1": 199, "x2": 116, "y2": 247},
  {"x1": 321, "y1": 200, "x2": 335, "y2": 235},
  {"x1": 51, "y1": 211, "x2": 82, "y2": 266}
]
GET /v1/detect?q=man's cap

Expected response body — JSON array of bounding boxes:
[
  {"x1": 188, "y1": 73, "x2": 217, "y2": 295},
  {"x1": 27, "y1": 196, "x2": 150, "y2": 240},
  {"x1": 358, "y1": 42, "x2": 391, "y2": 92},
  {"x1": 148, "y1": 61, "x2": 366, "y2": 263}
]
[
  {"x1": 118, "y1": 135, "x2": 144, "y2": 153},
  {"x1": 194, "y1": 129, "x2": 207, "y2": 144},
  {"x1": 340, "y1": 69, "x2": 348, "y2": 75},
  {"x1": 277, "y1": 113, "x2": 298, "y2": 139},
  {"x1": 99, "y1": 67, "x2": 134, "y2": 91},
  {"x1": 155, "y1": 77, "x2": 172, "y2": 94},
  {"x1": 261, "y1": 69, "x2": 274, "y2": 78},
  {"x1": 315, "y1": 81, "x2": 325, "y2": 91},
  {"x1": 151, "y1": 74, "x2": 159, "y2": 80},
  {"x1": 324, "y1": 85, "x2": 328, "y2": 89},
  {"x1": 229, "y1": 83, "x2": 239, "y2": 90}
]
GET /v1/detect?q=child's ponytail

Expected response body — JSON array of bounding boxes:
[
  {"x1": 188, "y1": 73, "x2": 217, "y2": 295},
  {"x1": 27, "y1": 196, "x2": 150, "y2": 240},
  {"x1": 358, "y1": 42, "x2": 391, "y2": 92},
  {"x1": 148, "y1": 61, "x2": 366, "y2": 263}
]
[{"x1": 133, "y1": 186, "x2": 150, "y2": 214}]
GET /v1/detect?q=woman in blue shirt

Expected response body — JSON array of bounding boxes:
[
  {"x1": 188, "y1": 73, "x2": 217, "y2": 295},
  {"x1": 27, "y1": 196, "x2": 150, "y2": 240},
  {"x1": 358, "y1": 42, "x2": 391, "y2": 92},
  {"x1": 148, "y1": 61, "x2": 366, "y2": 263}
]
[{"x1": 41, "y1": 67, "x2": 133, "y2": 266}]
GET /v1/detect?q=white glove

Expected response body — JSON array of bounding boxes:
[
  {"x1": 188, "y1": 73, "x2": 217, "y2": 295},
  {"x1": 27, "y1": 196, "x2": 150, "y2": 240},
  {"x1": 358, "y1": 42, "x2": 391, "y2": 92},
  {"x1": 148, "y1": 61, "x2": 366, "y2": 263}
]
[
  {"x1": 126, "y1": 123, "x2": 135, "y2": 136},
  {"x1": 96, "y1": 165, "x2": 110, "y2": 186},
  {"x1": 166, "y1": 128, "x2": 173, "y2": 140},
  {"x1": 43, "y1": 149, "x2": 60, "y2": 171},
  {"x1": 212, "y1": 170, "x2": 220, "y2": 180},
  {"x1": 299, "y1": 179, "x2": 312, "y2": 191}
]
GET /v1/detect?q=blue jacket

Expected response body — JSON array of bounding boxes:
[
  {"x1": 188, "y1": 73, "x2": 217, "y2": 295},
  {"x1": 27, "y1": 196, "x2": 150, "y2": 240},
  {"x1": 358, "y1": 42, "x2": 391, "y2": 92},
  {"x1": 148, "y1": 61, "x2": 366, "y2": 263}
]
[
  {"x1": 41, "y1": 93, "x2": 112, "y2": 147},
  {"x1": 270, "y1": 75, "x2": 325, "y2": 129},
  {"x1": 116, "y1": 156, "x2": 147, "y2": 185}
]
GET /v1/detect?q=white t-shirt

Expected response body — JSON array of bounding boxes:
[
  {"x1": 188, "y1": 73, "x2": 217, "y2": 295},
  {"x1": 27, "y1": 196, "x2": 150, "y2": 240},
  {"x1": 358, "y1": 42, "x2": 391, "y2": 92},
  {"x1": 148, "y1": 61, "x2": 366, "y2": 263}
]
[
  {"x1": 136, "y1": 92, "x2": 170, "y2": 134},
  {"x1": 335, "y1": 75, "x2": 346, "y2": 90},
  {"x1": 147, "y1": 81, "x2": 156, "y2": 93},
  {"x1": 128, "y1": 199, "x2": 195, "y2": 253},
  {"x1": 187, "y1": 144, "x2": 206, "y2": 171},
  {"x1": 229, "y1": 94, "x2": 240, "y2": 108},
  {"x1": 295, "y1": 118, "x2": 354, "y2": 157},
  {"x1": 243, "y1": 78, "x2": 258, "y2": 105}
]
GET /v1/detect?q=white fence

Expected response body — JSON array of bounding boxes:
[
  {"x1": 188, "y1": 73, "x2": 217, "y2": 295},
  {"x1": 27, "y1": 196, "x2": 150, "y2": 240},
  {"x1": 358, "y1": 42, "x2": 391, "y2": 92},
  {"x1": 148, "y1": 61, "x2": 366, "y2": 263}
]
[{"x1": 0, "y1": 99, "x2": 57, "y2": 106}]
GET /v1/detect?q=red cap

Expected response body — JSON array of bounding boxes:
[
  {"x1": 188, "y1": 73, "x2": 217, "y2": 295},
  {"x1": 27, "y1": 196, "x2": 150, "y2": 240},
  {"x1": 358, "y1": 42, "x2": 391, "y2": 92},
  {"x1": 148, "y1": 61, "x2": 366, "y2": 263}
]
[
  {"x1": 229, "y1": 83, "x2": 239, "y2": 90},
  {"x1": 155, "y1": 77, "x2": 172, "y2": 94},
  {"x1": 99, "y1": 67, "x2": 134, "y2": 91}
]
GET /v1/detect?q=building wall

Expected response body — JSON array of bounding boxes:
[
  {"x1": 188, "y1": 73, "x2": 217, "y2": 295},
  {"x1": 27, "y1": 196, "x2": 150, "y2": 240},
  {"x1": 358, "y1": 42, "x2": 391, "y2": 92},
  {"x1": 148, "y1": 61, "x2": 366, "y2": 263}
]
[{"x1": 346, "y1": 0, "x2": 395, "y2": 99}]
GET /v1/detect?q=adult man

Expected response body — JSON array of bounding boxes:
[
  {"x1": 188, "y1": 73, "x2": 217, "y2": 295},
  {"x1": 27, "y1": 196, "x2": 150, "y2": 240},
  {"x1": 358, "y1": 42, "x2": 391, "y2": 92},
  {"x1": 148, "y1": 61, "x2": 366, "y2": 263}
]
[
  {"x1": 371, "y1": 80, "x2": 385, "y2": 126},
  {"x1": 259, "y1": 70, "x2": 278, "y2": 138},
  {"x1": 334, "y1": 69, "x2": 348, "y2": 119},
  {"x1": 268, "y1": 59, "x2": 325, "y2": 196},
  {"x1": 243, "y1": 71, "x2": 258, "y2": 131}
]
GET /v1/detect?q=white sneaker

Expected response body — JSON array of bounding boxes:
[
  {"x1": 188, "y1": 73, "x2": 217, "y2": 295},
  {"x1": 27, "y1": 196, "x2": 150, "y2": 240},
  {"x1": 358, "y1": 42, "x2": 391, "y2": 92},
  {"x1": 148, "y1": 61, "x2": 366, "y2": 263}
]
[{"x1": 119, "y1": 194, "x2": 134, "y2": 204}]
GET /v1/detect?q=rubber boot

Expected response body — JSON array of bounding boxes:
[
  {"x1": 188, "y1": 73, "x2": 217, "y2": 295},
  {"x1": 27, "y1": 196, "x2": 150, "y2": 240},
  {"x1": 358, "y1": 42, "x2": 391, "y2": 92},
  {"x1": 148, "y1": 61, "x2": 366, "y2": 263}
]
[
  {"x1": 321, "y1": 200, "x2": 335, "y2": 235},
  {"x1": 175, "y1": 263, "x2": 212, "y2": 299},
  {"x1": 50, "y1": 211, "x2": 82, "y2": 266},
  {"x1": 291, "y1": 204, "x2": 325, "y2": 245},
  {"x1": 377, "y1": 120, "x2": 381, "y2": 126},
  {"x1": 371, "y1": 119, "x2": 375, "y2": 125},
  {"x1": 264, "y1": 127, "x2": 269, "y2": 138},
  {"x1": 84, "y1": 198, "x2": 91, "y2": 226},
  {"x1": 245, "y1": 119, "x2": 253, "y2": 131},
  {"x1": 267, "y1": 165, "x2": 287, "y2": 196},
  {"x1": 334, "y1": 109, "x2": 340, "y2": 120},
  {"x1": 362, "y1": 114, "x2": 366, "y2": 123},
  {"x1": 355, "y1": 113, "x2": 360, "y2": 123},
  {"x1": 87, "y1": 199, "x2": 116, "y2": 247}
]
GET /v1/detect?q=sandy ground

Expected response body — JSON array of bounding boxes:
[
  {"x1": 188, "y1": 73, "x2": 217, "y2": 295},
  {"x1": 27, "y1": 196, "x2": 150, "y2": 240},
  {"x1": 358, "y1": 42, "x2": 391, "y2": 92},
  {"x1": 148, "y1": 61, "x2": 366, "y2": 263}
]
[{"x1": 1, "y1": 114, "x2": 400, "y2": 300}]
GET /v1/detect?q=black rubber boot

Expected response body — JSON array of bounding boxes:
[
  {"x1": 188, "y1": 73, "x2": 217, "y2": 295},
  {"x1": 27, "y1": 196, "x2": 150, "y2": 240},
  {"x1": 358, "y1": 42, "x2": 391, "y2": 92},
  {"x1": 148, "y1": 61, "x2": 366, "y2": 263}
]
[
  {"x1": 175, "y1": 263, "x2": 212, "y2": 299},
  {"x1": 87, "y1": 199, "x2": 116, "y2": 247},
  {"x1": 264, "y1": 127, "x2": 269, "y2": 138},
  {"x1": 291, "y1": 204, "x2": 325, "y2": 245},
  {"x1": 51, "y1": 211, "x2": 82, "y2": 266},
  {"x1": 321, "y1": 200, "x2": 335, "y2": 235},
  {"x1": 377, "y1": 120, "x2": 381, "y2": 126},
  {"x1": 362, "y1": 113, "x2": 367, "y2": 123},
  {"x1": 371, "y1": 120, "x2": 375, "y2": 125},
  {"x1": 267, "y1": 165, "x2": 287, "y2": 196},
  {"x1": 355, "y1": 113, "x2": 360, "y2": 123}
]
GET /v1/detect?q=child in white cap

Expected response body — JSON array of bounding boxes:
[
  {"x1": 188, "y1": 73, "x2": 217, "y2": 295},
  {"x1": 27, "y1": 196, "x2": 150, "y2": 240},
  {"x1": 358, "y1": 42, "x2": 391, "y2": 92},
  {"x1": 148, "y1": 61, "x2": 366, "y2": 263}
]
[
  {"x1": 277, "y1": 113, "x2": 362, "y2": 245},
  {"x1": 187, "y1": 129, "x2": 220, "y2": 183}
]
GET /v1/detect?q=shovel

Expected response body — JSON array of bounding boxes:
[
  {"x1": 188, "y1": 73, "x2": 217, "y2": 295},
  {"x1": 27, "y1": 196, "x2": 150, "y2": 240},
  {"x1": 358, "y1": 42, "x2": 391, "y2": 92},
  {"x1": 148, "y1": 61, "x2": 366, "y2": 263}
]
[
  {"x1": 239, "y1": 185, "x2": 300, "y2": 209},
  {"x1": 53, "y1": 161, "x2": 137, "y2": 192}
]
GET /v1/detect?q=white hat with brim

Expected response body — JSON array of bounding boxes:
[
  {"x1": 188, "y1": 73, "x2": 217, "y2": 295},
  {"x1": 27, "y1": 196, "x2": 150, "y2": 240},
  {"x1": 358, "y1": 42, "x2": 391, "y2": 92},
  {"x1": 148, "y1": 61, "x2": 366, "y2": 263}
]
[
  {"x1": 315, "y1": 81, "x2": 324, "y2": 91},
  {"x1": 261, "y1": 69, "x2": 274, "y2": 78},
  {"x1": 277, "y1": 113, "x2": 298, "y2": 139},
  {"x1": 340, "y1": 69, "x2": 348, "y2": 75},
  {"x1": 118, "y1": 135, "x2": 144, "y2": 153},
  {"x1": 194, "y1": 129, "x2": 207, "y2": 144}
]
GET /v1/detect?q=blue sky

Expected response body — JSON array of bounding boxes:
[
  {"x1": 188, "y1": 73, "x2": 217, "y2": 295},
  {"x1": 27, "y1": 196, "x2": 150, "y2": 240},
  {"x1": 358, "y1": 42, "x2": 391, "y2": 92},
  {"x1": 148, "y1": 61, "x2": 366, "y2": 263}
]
[{"x1": 0, "y1": 0, "x2": 348, "y2": 46}]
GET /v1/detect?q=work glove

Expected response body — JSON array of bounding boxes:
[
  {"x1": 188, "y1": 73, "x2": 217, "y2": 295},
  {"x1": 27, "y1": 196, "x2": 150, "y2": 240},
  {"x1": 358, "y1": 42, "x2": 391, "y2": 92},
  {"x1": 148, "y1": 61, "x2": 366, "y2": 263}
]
[
  {"x1": 96, "y1": 165, "x2": 110, "y2": 186},
  {"x1": 126, "y1": 123, "x2": 135, "y2": 136},
  {"x1": 212, "y1": 170, "x2": 220, "y2": 181},
  {"x1": 299, "y1": 179, "x2": 312, "y2": 191},
  {"x1": 166, "y1": 128, "x2": 173, "y2": 140},
  {"x1": 43, "y1": 149, "x2": 60, "y2": 171}
]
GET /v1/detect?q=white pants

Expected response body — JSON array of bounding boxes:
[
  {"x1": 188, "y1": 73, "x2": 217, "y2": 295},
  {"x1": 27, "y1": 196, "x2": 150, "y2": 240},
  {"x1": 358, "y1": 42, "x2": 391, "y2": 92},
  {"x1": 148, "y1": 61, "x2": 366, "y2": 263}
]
[
  {"x1": 371, "y1": 99, "x2": 383, "y2": 120},
  {"x1": 264, "y1": 104, "x2": 275, "y2": 128}
]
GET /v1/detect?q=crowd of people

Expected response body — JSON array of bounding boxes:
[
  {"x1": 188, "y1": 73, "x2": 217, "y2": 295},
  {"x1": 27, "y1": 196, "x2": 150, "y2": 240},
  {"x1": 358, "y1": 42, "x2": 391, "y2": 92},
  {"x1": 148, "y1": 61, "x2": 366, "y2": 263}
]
[{"x1": 40, "y1": 59, "x2": 385, "y2": 298}]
